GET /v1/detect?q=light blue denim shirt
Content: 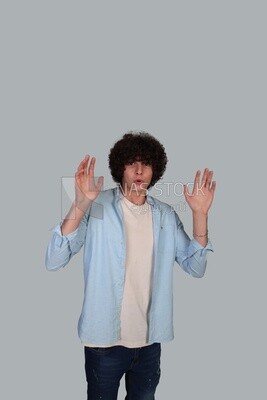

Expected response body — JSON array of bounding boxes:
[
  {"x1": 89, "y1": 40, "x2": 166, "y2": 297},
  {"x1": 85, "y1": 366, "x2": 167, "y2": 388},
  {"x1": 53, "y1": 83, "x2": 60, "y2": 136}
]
[{"x1": 45, "y1": 186, "x2": 213, "y2": 345}]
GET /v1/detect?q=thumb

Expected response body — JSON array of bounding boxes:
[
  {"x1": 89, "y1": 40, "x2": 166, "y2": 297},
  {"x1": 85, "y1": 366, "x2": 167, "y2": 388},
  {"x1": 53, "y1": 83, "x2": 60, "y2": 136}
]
[{"x1": 184, "y1": 183, "x2": 193, "y2": 198}]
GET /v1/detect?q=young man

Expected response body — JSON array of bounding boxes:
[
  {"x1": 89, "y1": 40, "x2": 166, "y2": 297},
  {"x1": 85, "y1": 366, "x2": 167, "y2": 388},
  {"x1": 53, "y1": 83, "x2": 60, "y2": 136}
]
[{"x1": 45, "y1": 131, "x2": 216, "y2": 400}]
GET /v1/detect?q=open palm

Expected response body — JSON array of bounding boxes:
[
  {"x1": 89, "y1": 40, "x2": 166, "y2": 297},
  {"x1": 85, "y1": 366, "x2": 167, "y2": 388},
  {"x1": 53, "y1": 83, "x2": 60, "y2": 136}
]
[
  {"x1": 184, "y1": 168, "x2": 216, "y2": 215},
  {"x1": 75, "y1": 155, "x2": 103, "y2": 206}
]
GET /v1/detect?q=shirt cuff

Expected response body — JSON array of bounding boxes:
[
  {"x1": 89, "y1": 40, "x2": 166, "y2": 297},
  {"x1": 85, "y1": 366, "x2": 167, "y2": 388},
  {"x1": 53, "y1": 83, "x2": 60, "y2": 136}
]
[
  {"x1": 189, "y1": 238, "x2": 214, "y2": 256},
  {"x1": 52, "y1": 223, "x2": 80, "y2": 247}
]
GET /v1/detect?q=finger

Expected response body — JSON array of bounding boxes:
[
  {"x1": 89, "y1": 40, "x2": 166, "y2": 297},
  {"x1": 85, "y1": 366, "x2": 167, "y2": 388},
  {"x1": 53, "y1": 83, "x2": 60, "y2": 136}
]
[
  {"x1": 88, "y1": 156, "x2": 96, "y2": 176},
  {"x1": 75, "y1": 170, "x2": 81, "y2": 180},
  {"x1": 210, "y1": 180, "x2": 216, "y2": 194},
  {"x1": 96, "y1": 176, "x2": 104, "y2": 191},
  {"x1": 183, "y1": 184, "x2": 188, "y2": 198},
  {"x1": 75, "y1": 171, "x2": 84, "y2": 186},
  {"x1": 205, "y1": 170, "x2": 213, "y2": 188},
  {"x1": 201, "y1": 168, "x2": 209, "y2": 187},
  {"x1": 77, "y1": 155, "x2": 89, "y2": 169},
  {"x1": 75, "y1": 171, "x2": 83, "y2": 190},
  {"x1": 183, "y1": 183, "x2": 192, "y2": 198},
  {"x1": 192, "y1": 170, "x2": 201, "y2": 194},
  {"x1": 77, "y1": 155, "x2": 90, "y2": 174}
]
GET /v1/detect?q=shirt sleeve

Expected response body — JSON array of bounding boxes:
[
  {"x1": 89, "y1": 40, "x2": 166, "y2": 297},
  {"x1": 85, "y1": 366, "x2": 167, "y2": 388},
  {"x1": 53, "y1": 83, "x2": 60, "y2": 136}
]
[
  {"x1": 45, "y1": 213, "x2": 89, "y2": 271},
  {"x1": 174, "y1": 213, "x2": 213, "y2": 278}
]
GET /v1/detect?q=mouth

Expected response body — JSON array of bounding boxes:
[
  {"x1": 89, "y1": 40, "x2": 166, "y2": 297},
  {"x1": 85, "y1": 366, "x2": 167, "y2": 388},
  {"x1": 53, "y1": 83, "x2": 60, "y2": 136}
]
[{"x1": 134, "y1": 179, "x2": 144, "y2": 186}]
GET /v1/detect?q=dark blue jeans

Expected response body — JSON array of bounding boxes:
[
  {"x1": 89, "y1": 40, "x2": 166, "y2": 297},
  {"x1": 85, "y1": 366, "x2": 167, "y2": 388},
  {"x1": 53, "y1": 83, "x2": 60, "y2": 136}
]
[{"x1": 84, "y1": 342, "x2": 161, "y2": 400}]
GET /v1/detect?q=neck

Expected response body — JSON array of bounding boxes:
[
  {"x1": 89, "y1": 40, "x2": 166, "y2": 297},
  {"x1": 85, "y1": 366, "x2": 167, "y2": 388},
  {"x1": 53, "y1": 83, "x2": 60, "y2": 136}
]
[
  {"x1": 120, "y1": 185, "x2": 147, "y2": 205},
  {"x1": 124, "y1": 193, "x2": 147, "y2": 205}
]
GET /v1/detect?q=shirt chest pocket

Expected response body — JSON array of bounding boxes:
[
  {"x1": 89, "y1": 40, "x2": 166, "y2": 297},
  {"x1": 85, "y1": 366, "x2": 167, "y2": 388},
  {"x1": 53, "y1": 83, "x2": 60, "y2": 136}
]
[{"x1": 158, "y1": 224, "x2": 176, "y2": 254}]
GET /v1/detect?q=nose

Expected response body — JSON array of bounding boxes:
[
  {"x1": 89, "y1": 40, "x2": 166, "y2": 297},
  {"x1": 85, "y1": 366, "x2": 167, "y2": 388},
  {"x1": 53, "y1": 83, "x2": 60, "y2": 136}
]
[{"x1": 135, "y1": 162, "x2": 143, "y2": 175}]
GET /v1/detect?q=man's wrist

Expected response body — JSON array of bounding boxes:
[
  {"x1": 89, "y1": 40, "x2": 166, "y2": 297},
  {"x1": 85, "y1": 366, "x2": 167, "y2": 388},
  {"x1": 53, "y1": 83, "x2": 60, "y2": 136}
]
[
  {"x1": 192, "y1": 210, "x2": 208, "y2": 218},
  {"x1": 74, "y1": 198, "x2": 93, "y2": 214}
]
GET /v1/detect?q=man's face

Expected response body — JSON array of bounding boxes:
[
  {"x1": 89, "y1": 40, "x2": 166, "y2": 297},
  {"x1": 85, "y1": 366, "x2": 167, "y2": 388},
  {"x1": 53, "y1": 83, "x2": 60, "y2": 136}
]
[{"x1": 122, "y1": 161, "x2": 153, "y2": 194}]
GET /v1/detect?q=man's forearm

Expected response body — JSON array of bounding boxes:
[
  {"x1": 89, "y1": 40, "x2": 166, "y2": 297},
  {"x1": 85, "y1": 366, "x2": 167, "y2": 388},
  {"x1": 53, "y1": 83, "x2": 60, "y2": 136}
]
[
  {"x1": 61, "y1": 200, "x2": 92, "y2": 236},
  {"x1": 192, "y1": 211, "x2": 208, "y2": 247}
]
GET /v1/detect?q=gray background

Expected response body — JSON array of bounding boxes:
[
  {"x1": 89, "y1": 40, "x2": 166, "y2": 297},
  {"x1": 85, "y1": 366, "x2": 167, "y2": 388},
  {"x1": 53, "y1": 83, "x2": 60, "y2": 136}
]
[{"x1": 1, "y1": 0, "x2": 266, "y2": 399}]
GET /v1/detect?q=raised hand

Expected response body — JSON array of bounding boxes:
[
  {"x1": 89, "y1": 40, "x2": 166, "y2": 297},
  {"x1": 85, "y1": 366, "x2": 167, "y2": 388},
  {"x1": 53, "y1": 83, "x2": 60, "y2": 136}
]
[
  {"x1": 184, "y1": 168, "x2": 216, "y2": 216},
  {"x1": 75, "y1": 155, "x2": 104, "y2": 210}
]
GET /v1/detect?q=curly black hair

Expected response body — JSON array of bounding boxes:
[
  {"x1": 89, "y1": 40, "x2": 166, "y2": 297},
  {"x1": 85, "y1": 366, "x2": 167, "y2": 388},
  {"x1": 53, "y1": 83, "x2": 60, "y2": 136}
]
[{"x1": 108, "y1": 131, "x2": 168, "y2": 188}]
